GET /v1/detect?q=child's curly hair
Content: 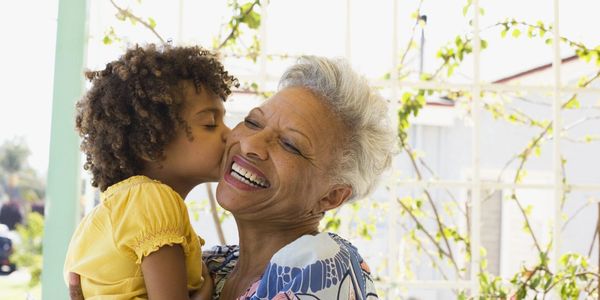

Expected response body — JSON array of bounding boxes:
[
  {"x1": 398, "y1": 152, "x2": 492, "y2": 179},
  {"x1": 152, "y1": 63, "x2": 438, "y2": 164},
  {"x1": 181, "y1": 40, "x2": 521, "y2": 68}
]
[{"x1": 76, "y1": 44, "x2": 238, "y2": 191}]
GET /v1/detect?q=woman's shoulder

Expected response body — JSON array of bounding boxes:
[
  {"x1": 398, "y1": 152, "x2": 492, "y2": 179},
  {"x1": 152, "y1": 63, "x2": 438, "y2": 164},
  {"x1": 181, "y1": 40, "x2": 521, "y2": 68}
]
[
  {"x1": 202, "y1": 245, "x2": 240, "y2": 300},
  {"x1": 272, "y1": 232, "x2": 366, "y2": 266},
  {"x1": 202, "y1": 244, "x2": 240, "y2": 276},
  {"x1": 253, "y1": 232, "x2": 378, "y2": 299}
]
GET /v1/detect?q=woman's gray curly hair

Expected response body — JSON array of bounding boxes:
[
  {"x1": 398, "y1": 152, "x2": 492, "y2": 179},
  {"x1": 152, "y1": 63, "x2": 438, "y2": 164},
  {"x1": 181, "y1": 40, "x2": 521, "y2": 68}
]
[{"x1": 278, "y1": 56, "x2": 397, "y2": 202}]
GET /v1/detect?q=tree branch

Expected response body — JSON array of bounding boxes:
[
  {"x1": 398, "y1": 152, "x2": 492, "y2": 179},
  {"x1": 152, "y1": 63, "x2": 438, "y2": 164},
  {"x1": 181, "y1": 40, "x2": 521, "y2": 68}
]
[
  {"x1": 399, "y1": 223, "x2": 450, "y2": 280},
  {"x1": 400, "y1": 139, "x2": 459, "y2": 268},
  {"x1": 217, "y1": 0, "x2": 260, "y2": 50},
  {"x1": 397, "y1": 197, "x2": 462, "y2": 276},
  {"x1": 109, "y1": 0, "x2": 165, "y2": 44},
  {"x1": 206, "y1": 183, "x2": 226, "y2": 245},
  {"x1": 398, "y1": 0, "x2": 425, "y2": 70}
]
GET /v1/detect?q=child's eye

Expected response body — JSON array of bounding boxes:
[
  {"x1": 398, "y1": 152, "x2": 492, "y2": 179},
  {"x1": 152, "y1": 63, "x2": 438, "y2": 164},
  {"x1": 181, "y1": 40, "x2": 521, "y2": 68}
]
[{"x1": 202, "y1": 122, "x2": 218, "y2": 130}]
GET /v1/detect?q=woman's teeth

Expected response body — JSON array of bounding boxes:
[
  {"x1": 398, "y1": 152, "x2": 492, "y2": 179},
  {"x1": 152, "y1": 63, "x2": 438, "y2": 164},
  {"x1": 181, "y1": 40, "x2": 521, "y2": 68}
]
[{"x1": 231, "y1": 162, "x2": 269, "y2": 188}]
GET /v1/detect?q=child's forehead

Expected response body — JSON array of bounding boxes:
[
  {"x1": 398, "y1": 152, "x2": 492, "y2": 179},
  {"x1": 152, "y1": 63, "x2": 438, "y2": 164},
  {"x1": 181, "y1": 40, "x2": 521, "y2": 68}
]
[{"x1": 180, "y1": 83, "x2": 224, "y2": 112}]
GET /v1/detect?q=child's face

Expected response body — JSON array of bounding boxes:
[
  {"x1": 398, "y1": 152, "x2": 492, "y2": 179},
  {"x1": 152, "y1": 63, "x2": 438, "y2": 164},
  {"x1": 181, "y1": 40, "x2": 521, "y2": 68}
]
[{"x1": 159, "y1": 81, "x2": 229, "y2": 187}]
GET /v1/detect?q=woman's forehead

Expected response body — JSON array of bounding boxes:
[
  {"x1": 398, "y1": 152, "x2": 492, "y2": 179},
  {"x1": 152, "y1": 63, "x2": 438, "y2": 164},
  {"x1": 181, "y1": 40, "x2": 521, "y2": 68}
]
[
  {"x1": 260, "y1": 88, "x2": 345, "y2": 149},
  {"x1": 261, "y1": 88, "x2": 334, "y2": 125}
]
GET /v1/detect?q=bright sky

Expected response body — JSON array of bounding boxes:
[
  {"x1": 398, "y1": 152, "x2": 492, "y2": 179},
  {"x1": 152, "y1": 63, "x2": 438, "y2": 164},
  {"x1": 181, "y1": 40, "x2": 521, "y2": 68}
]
[{"x1": 0, "y1": 0, "x2": 598, "y2": 175}]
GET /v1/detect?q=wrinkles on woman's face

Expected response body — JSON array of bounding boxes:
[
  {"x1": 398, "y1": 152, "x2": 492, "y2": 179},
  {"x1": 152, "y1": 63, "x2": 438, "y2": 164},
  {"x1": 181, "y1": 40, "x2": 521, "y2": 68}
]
[{"x1": 216, "y1": 87, "x2": 346, "y2": 224}]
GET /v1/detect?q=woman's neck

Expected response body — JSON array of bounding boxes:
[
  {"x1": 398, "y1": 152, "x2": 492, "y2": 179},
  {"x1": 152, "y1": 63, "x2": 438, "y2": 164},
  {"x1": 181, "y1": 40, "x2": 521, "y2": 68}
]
[{"x1": 223, "y1": 220, "x2": 319, "y2": 297}]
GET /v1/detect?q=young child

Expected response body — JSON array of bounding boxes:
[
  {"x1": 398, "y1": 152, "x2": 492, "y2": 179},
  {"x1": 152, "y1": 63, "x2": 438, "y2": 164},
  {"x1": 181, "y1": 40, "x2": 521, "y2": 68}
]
[{"x1": 64, "y1": 44, "x2": 238, "y2": 299}]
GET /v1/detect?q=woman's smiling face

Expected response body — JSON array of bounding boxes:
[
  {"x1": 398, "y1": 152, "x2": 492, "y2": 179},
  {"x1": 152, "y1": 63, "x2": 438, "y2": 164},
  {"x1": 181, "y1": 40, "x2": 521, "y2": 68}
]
[{"x1": 216, "y1": 86, "x2": 348, "y2": 223}]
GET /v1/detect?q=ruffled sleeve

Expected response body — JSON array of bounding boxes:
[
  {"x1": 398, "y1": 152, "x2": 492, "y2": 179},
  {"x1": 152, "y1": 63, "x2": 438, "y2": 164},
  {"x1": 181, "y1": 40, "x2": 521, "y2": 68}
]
[{"x1": 110, "y1": 180, "x2": 192, "y2": 264}]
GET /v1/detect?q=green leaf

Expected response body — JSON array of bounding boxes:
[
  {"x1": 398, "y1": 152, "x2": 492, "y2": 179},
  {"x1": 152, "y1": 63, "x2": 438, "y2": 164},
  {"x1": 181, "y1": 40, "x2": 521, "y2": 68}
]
[
  {"x1": 576, "y1": 76, "x2": 588, "y2": 87},
  {"x1": 543, "y1": 276, "x2": 553, "y2": 290},
  {"x1": 524, "y1": 205, "x2": 533, "y2": 216},
  {"x1": 512, "y1": 28, "x2": 521, "y2": 38},
  {"x1": 517, "y1": 286, "x2": 527, "y2": 299},
  {"x1": 564, "y1": 97, "x2": 580, "y2": 109},
  {"x1": 539, "y1": 252, "x2": 549, "y2": 265},
  {"x1": 584, "y1": 135, "x2": 597, "y2": 143},
  {"x1": 462, "y1": 0, "x2": 472, "y2": 16},
  {"x1": 501, "y1": 29, "x2": 507, "y2": 38},
  {"x1": 447, "y1": 63, "x2": 456, "y2": 77},
  {"x1": 115, "y1": 12, "x2": 126, "y2": 21},
  {"x1": 480, "y1": 39, "x2": 488, "y2": 49},
  {"x1": 455, "y1": 36, "x2": 463, "y2": 47},
  {"x1": 531, "y1": 276, "x2": 541, "y2": 289},
  {"x1": 239, "y1": 2, "x2": 261, "y2": 29},
  {"x1": 103, "y1": 35, "x2": 112, "y2": 45},
  {"x1": 534, "y1": 145, "x2": 541, "y2": 157},
  {"x1": 243, "y1": 11, "x2": 261, "y2": 29},
  {"x1": 148, "y1": 17, "x2": 156, "y2": 29}
]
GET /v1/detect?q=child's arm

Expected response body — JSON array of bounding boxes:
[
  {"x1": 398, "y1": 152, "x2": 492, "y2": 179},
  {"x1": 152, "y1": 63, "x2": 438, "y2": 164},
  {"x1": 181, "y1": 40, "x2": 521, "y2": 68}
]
[
  {"x1": 67, "y1": 250, "x2": 209, "y2": 300},
  {"x1": 142, "y1": 244, "x2": 190, "y2": 300},
  {"x1": 190, "y1": 262, "x2": 213, "y2": 300}
]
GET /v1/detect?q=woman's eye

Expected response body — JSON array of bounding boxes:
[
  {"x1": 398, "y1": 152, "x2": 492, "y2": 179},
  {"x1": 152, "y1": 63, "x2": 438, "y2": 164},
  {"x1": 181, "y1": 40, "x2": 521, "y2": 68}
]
[
  {"x1": 281, "y1": 139, "x2": 301, "y2": 155},
  {"x1": 244, "y1": 118, "x2": 260, "y2": 129}
]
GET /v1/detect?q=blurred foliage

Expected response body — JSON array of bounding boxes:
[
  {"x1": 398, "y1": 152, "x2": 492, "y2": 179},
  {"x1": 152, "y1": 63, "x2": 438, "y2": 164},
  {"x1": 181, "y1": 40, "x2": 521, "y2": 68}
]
[
  {"x1": 10, "y1": 212, "x2": 44, "y2": 288},
  {"x1": 0, "y1": 138, "x2": 46, "y2": 204},
  {"x1": 0, "y1": 138, "x2": 45, "y2": 292},
  {"x1": 104, "y1": 0, "x2": 600, "y2": 298}
]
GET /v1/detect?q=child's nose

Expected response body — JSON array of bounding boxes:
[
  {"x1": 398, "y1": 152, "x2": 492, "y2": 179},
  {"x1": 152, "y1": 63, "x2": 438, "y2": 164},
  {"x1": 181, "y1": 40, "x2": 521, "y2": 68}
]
[{"x1": 221, "y1": 124, "x2": 231, "y2": 142}]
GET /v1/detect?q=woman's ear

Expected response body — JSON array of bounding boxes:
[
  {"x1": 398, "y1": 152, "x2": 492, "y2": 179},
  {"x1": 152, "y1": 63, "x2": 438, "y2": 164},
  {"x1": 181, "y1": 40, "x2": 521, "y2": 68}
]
[{"x1": 318, "y1": 184, "x2": 353, "y2": 212}]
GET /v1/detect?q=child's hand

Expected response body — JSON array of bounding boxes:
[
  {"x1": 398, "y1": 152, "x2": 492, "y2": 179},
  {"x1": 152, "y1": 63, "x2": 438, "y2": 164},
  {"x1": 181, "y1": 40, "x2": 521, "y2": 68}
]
[
  {"x1": 68, "y1": 272, "x2": 84, "y2": 300},
  {"x1": 191, "y1": 262, "x2": 214, "y2": 300}
]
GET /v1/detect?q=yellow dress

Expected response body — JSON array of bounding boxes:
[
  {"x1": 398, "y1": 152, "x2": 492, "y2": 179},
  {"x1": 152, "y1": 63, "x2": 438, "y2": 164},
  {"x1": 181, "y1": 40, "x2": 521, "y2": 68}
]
[{"x1": 64, "y1": 175, "x2": 204, "y2": 299}]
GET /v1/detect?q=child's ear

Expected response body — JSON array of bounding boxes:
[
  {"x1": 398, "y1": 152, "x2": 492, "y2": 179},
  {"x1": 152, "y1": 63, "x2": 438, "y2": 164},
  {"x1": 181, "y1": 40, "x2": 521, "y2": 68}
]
[
  {"x1": 139, "y1": 153, "x2": 154, "y2": 163},
  {"x1": 138, "y1": 152, "x2": 161, "y2": 167},
  {"x1": 318, "y1": 184, "x2": 353, "y2": 212}
]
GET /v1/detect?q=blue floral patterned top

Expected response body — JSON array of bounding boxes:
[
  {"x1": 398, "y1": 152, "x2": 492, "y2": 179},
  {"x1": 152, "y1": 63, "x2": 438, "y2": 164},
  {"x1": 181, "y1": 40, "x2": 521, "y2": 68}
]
[{"x1": 203, "y1": 232, "x2": 379, "y2": 300}]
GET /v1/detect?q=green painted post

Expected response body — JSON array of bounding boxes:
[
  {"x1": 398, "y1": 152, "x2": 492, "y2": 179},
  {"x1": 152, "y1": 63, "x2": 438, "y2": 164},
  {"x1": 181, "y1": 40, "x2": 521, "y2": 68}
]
[{"x1": 41, "y1": 0, "x2": 88, "y2": 298}]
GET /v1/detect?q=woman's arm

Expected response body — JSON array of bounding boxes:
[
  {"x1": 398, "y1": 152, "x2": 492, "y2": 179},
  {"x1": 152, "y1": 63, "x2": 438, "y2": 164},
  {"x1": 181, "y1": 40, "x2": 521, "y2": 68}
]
[{"x1": 141, "y1": 244, "x2": 191, "y2": 300}]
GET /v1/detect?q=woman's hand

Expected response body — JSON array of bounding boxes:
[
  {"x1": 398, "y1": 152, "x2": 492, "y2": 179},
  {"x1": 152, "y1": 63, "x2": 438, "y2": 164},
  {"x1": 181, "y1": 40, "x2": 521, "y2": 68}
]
[{"x1": 68, "y1": 272, "x2": 84, "y2": 300}]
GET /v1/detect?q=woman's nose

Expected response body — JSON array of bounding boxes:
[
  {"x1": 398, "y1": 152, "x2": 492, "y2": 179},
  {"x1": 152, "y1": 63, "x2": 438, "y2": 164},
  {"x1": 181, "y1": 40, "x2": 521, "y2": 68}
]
[{"x1": 239, "y1": 130, "x2": 270, "y2": 160}]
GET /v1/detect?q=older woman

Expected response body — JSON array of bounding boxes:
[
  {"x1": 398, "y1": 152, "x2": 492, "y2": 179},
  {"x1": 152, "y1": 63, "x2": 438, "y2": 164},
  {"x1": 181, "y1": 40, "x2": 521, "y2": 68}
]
[
  {"x1": 69, "y1": 56, "x2": 395, "y2": 299},
  {"x1": 205, "y1": 56, "x2": 394, "y2": 299}
]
